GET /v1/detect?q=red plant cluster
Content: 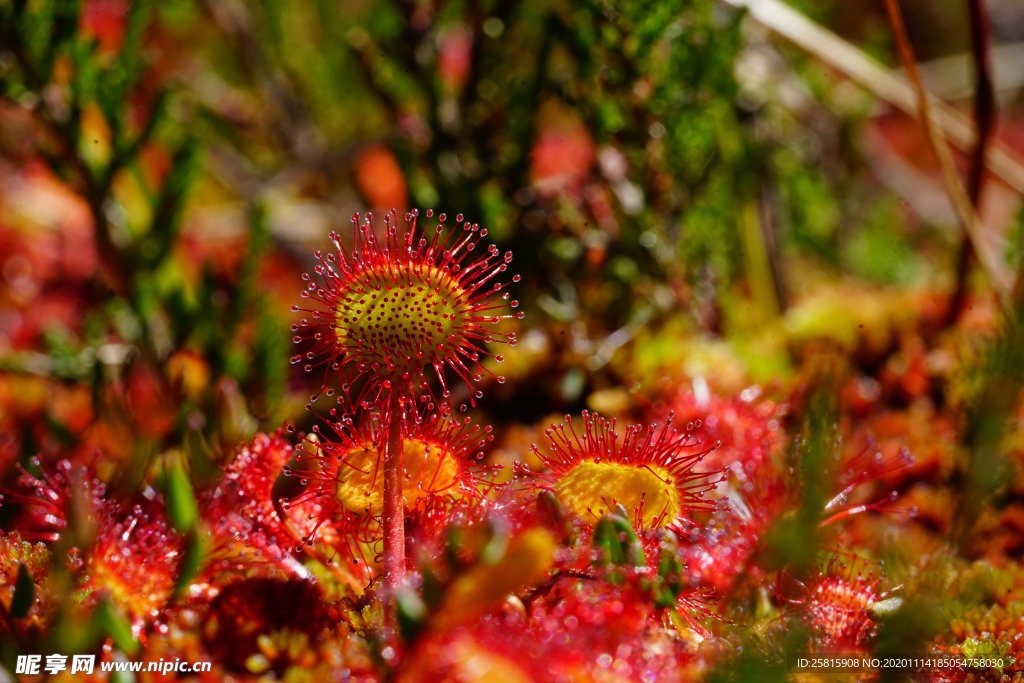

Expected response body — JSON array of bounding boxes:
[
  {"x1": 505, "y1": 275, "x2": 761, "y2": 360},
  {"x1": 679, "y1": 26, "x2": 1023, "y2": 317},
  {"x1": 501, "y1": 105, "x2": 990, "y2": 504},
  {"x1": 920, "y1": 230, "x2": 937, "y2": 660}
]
[{"x1": 0, "y1": 208, "x2": 995, "y2": 681}]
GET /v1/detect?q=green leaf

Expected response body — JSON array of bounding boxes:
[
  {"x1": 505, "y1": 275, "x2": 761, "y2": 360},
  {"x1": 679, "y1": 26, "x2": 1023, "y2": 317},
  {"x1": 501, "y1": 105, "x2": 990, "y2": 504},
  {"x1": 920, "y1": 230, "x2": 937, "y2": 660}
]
[
  {"x1": 173, "y1": 530, "x2": 206, "y2": 595},
  {"x1": 145, "y1": 138, "x2": 199, "y2": 266},
  {"x1": 50, "y1": 0, "x2": 81, "y2": 50},
  {"x1": 479, "y1": 518, "x2": 510, "y2": 566},
  {"x1": 10, "y1": 563, "x2": 35, "y2": 618},
  {"x1": 395, "y1": 588, "x2": 427, "y2": 643},
  {"x1": 95, "y1": 600, "x2": 138, "y2": 656},
  {"x1": 420, "y1": 565, "x2": 444, "y2": 610},
  {"x1": 165, "y1": 462, "x2": 198, "y2": 533},
  {"x1": 592, "y1": 509, "x2": 645, "y2": 569},
  {"x1": 654, "y1": 533, "x2": 683, "y2": 607}
]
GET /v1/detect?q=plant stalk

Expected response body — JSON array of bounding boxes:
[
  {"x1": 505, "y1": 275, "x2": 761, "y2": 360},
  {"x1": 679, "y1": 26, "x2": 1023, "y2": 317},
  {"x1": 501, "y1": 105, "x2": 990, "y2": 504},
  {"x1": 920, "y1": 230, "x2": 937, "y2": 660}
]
[
  {"x1": 948, "y1": 0, "x2": 997, "y2": 324},
  {"x1": 382, "y1": 388, "x2": 406, "y2": 588},
  {"x1": 882, "y1": 0, "x2": 1012, "y2": 306}
]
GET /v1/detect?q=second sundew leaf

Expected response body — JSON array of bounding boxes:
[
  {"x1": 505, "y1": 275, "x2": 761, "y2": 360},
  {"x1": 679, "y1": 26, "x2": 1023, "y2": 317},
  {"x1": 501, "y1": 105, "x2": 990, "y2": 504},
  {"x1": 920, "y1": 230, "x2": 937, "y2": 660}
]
[{"x1": 293, "y1": 209, "x2": 522, "y2": 404}]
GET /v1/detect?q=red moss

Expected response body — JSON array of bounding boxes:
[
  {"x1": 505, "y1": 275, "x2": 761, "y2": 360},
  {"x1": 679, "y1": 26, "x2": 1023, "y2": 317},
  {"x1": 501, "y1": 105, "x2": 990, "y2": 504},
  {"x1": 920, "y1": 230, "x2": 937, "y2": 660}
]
[
  {"x1": 83, "y1": 500, "x2": 183, "y2": 632},
  {"x1": 401, "y1": 572, "x2": 699, "y2": 682},
  {"x1": 1, "y1": 456, "x2": 182, "y2": 631},
  {"x1": 1, "y1": 457, "x2": 105, "y2": 543},
  {"x1": 200, "y1": 431, "x2": 309, "y2": 581},
  {"x1": 801, "y1": 555, "x2": 884, "y2": 652}
]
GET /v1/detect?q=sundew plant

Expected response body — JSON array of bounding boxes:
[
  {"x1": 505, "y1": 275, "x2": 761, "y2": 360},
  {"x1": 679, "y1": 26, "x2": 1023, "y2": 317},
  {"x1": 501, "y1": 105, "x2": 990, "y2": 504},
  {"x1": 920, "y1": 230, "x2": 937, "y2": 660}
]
[{"x1": 3, "y1": 0, "x2": 1024, "y2": 681}]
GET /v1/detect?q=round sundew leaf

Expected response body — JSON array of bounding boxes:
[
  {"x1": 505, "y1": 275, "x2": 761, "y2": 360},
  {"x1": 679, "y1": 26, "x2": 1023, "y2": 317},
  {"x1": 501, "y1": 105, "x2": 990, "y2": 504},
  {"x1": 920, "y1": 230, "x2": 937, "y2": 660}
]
[
  {"x1": 525, "y1": 411, "x2": 720, "y2": 536},
  {"x1": 292, "y1": 209, "x2": 521, "y2": 404},
  {"x1": 334, "y1": 264, "x2": 467, "y2": 378}
]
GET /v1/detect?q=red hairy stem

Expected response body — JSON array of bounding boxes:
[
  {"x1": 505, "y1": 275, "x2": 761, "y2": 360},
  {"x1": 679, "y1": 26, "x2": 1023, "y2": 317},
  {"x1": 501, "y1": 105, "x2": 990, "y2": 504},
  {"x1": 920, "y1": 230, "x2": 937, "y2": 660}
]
[{"x1": 382, "y1": 388, "x2": 406, "y2": 589}]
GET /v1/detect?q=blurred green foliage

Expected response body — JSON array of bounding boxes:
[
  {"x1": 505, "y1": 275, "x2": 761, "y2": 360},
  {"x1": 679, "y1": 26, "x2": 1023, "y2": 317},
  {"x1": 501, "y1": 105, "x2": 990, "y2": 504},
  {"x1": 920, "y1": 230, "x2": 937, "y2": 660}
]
[{"x1": 0, "y1": 0, "x2": 290, "y2": 471}]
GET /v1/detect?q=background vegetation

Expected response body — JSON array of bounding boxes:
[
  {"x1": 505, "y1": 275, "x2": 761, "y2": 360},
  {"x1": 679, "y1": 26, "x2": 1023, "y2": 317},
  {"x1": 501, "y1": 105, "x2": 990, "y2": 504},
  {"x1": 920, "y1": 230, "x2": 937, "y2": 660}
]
[{"x1": 2, "y1": 0, "x2": 1024, "y2": 679}]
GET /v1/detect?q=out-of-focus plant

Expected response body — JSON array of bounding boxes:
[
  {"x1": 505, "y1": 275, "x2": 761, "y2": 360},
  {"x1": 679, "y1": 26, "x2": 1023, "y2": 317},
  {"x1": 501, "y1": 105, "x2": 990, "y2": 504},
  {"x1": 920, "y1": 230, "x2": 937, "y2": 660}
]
[{"x1": 0, "y1": 0, "x2": 290, "y2": 472}]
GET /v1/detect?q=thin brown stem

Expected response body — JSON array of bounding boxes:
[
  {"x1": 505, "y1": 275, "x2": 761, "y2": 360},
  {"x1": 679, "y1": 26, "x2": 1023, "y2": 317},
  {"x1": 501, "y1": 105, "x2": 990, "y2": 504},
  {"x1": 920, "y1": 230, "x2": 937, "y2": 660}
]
[
  {"x1": 882, "y1": 0, "x2": 1011, "y2": 306},
  {"x1": 722, "y1": 0, "x2": 1024, "y2": 195},
  {"x1": 382, "y1": 388, "x2": 406, "y2": 589},
  {"x1": 949, "y1": 0, "x2": 997, "y2": 323},
  {"x1": 965, "y1": 0, "x2": 997, "y2": 206}
]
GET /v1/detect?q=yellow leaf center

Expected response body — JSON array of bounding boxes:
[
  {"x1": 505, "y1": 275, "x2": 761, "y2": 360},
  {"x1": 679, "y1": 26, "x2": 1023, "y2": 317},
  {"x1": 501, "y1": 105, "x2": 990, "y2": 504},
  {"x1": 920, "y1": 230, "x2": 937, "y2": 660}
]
[
  {"x1": 555, "y1": 460, "x2": 680, "y2": 530},
  {"x1": 334, "y1": 438, "x2": 460, "y2": 515},
  {"x1": 336, "y1": 266, "x2": 468, "y2": 375}
]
